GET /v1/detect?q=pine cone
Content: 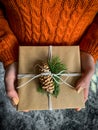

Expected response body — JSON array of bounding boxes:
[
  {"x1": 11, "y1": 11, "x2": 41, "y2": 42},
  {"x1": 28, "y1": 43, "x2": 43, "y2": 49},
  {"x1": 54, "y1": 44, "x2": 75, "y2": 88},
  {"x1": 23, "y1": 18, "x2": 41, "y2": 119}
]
[{"x1": 39, "y1": 62, "x2": 54, "y2": 93}]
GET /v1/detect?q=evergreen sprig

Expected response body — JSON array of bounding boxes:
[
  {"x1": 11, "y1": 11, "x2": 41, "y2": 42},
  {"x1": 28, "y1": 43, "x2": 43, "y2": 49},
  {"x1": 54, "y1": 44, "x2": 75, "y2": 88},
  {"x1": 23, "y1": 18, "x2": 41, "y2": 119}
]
[
  {"x1": 48, "y1": 57, "x2": 66, "y2": 97},
  {"x1": 48, "y1": 56, "x2": 66, "y2": 74},
  {"x1": 37, "y1": 85, "x2": 46, "y2": 93},
  {"x1": 38, "y1": 56, "x2": 67, "y2": 97}
]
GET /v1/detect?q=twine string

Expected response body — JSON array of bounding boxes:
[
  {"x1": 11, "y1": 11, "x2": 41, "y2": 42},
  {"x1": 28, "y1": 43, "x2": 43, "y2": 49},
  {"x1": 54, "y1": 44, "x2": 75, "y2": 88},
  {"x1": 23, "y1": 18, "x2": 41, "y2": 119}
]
[{"x1": 17, "y1": 70, "x2": 81, "y2": 89}]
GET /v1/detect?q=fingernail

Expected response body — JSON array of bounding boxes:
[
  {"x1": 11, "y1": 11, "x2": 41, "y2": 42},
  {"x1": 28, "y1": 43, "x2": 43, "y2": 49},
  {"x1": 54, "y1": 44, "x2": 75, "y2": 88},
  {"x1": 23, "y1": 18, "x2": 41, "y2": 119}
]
[
  {"x1": 12, "y1": 98, "x2": 19, "y2": 105},
  {"x1": 77, "y1": 87, "x2": 83, "y2": 94}
]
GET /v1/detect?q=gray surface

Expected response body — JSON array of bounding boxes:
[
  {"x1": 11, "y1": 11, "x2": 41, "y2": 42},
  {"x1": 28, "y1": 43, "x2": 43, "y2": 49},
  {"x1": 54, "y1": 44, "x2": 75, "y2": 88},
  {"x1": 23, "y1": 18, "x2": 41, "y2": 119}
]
[{"x1": 0, "y1": 62, "x2": 98, "y2": 130}]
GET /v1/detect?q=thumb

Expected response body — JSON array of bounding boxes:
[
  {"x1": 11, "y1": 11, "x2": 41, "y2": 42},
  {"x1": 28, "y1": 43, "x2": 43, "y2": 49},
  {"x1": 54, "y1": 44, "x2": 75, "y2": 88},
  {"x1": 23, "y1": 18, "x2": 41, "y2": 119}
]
[
  {"x1": 75, "y1": 77, "x2": 85, "y2": 93},
  {"x1": 75, "y1": 75, "x2": 89, "y2": 103},
  {"x1": 7, "y1": 89, "x2": 19, "y2": 106},
  {"x1": 76, "y1": 74, "x2": 90, "y2": 92},
  {"x1": 5, "y1": 79, "x2": 19, "y2": 105}
]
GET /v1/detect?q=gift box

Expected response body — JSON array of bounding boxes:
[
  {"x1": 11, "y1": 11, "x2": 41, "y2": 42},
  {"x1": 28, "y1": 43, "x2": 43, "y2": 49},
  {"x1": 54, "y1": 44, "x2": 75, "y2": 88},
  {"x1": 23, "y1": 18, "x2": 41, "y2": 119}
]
[{"x1": 17, "y1": 46, "x2": 85, "y2": 111}]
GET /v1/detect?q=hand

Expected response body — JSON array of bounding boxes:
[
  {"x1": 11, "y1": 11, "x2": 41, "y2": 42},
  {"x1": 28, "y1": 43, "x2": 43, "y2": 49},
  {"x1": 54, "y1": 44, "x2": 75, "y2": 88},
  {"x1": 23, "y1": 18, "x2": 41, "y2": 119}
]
[
  {"x1": 4, "y1": 62, "x2": 19, "y2": 106},
  {"x1": 76, "y1": 51, "x2": 95, "y2": 111}
]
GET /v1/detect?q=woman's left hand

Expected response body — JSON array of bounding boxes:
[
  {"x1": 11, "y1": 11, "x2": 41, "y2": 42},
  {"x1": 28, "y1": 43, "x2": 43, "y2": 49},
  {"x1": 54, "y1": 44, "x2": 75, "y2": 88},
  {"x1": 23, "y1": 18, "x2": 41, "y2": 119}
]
[{"x1": 76, "y1": 51, "x2": 95, "y2": 111}]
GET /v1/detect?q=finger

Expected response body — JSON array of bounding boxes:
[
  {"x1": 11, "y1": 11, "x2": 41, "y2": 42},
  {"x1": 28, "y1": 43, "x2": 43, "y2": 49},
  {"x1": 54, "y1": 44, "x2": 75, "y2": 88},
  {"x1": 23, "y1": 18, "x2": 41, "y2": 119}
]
[
  {"x1": 75, "y1": 77, "x2": 87, "y2": 93},
  {"x1": 6, "y1": 88, "x2": 19, "y2": 106},
  {"x1": 77, "y1": 87, "x2": 84, "y2": 93},
  {"x1": 5, "y1": 75, "x2": 19, "y2": 103},
  {"x1": 5, "y1": 81, "x2": 17, "y2": 95},
  {"x1": 7, "y1": 86, "x2": 19, "y2": 105},
  {"x1": 75, "y1": 79, "x2": 84, "y2": 91},
  {"x1": 84, "y1": 87, "x2": 89, "y2": 103},
  {"x1": 5, "y1": 77, "x2": 16, "y2": 91},
  {"x1": 11, "y1": 97, "x2": 19, "y2": 106},
  {"x1": 7, "y1": 90, "x2": 19, "y2": 106},
  {"x1": 23, "y1": 110, "x2": 29, "y2": 112},
  {"x1": 76, "y1": 108, "x2": 81, "y2": 111}
]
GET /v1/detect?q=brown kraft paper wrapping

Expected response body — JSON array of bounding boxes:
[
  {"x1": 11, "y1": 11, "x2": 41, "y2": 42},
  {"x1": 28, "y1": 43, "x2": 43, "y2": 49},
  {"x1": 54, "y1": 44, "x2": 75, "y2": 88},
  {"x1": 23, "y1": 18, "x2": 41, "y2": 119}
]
[{"x1": 17, "y1": 46, "x2": 85, "y2": 111}]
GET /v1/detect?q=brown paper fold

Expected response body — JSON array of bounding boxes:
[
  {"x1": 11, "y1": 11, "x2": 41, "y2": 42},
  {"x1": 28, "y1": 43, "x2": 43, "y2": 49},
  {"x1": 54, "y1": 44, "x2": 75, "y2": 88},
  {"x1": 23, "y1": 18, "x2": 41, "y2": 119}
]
[{"x1": 17, "y1": 46, "x2": 85, "y2": 111}]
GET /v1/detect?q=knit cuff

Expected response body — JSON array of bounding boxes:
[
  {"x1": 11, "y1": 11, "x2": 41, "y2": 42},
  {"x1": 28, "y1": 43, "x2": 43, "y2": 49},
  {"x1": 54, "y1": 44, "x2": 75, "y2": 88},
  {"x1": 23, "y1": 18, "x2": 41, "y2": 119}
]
[
  {"x1": 0, "y1": 34, "x2": 19, "y2": 68},
  {"x1": 80, "y1": 40, "x2": 98, "y2": 63},
  {"x1": 80, "y1": 14, "x2": 98, "y2": 63}
]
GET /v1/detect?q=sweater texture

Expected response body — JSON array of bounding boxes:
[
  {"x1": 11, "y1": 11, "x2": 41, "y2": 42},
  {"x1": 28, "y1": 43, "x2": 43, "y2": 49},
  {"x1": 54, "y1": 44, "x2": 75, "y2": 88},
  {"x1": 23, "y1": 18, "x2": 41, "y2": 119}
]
[{"x1": 0, "y1": 0, "x2": 98, "y2": 67}]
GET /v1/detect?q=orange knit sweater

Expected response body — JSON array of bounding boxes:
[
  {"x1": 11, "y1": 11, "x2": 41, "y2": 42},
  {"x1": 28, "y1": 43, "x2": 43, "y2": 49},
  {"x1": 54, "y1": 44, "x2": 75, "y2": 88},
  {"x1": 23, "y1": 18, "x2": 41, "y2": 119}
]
[{"x1": 0, "y1": 0, "x2": 98, "y2": 68}]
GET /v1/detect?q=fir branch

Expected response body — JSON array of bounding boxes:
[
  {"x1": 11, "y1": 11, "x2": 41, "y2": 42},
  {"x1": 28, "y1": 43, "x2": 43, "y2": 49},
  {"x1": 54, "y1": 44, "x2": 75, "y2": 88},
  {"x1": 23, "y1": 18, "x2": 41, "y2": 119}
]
[
  {"x1": 48, "y1": 56, "x2": 66, "y2": 97},
  {"x1": 48, "y1": 56, "x2": 66, "y2": 74},
  {"x1": 37, "y1": 56, "x2": 67, "y2": 97},
  {"x1": 37, "y1": 85, "x2": 46, "y2": 94}
]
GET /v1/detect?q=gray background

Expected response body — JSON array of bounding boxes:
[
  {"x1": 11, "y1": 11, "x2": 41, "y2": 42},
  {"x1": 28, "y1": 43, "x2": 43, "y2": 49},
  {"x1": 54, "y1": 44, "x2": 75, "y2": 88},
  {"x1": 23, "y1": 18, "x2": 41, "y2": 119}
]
[{"x1": 0, "y1": 62, "x2": 98, "y2": 130}]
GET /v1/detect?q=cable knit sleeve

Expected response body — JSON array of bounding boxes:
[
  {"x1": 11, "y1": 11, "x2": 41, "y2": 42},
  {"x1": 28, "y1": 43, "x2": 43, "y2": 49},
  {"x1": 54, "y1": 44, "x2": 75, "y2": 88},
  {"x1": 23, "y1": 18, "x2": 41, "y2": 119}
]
[
  {"x1": 80, "y1": 13, "x2": 98, "y2": 62},
  {"x1": 0, "y1": 8, "x2": 19, "y2": 68}
]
